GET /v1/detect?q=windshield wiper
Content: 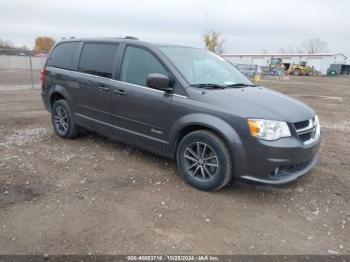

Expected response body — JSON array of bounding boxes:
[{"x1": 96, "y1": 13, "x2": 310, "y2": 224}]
[
  {"x1": 190, "y1": 83, "x2": 226, "y2": 89},
  {"x1": 225, "y1": 83, "x2": 257, "y2": 88}
]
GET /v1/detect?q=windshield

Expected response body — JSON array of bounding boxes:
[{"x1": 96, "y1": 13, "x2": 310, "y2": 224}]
[{"x1": 159, "y1": 46, "x2": 253, "y2": 87}]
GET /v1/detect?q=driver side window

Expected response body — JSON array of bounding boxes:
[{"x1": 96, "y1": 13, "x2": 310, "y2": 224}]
[{"x1": 120, "y1": 46, "x2": 168, "y2": 87}]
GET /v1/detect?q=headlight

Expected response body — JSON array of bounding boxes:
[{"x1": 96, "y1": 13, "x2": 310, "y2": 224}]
[{"x1": 247, "y1": 118, "x2": 291, "y2": 141}]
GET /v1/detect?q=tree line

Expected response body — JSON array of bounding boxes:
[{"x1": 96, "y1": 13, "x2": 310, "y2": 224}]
[
  {"x1": 1, "y1": 34, "x2": 329, "y2": 55},
  {"x1": 0, "y1": 36, "x2": 55, "y2": 53},
  {"x1": 203, "y1": 32, "x2": 329, "y2": 55}
]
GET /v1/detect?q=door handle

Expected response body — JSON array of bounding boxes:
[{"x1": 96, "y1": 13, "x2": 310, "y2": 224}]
[
  {"x1": 114, "y1": 89, "x2": 127, "y2": 95},
  {"x1": 99, "y1": 86, "x2": 110, "y2": 92}
]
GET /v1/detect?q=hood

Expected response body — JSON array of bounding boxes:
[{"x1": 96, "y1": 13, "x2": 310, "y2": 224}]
[{"x1": 198, "y1": 86, "x2": 315, "y2": 123}]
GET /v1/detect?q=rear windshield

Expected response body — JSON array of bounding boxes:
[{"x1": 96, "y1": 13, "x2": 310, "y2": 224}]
[{"x1": 47, "y1": 42, "x2": 81, "y2": 70}]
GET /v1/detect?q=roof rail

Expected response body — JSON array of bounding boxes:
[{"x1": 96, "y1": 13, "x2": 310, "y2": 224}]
[{"x1": 124, "y1": 36, "x2": 138, "y2": 40}]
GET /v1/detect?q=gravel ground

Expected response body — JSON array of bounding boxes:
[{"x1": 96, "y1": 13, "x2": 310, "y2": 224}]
[{"x1": 0, "y1": 75, "x2": 349, "y2": 255}]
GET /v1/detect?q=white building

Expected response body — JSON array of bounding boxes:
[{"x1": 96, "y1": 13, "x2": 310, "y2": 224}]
[{"x1": 221, "y1": 53, "x2": 348, "y2": 75}]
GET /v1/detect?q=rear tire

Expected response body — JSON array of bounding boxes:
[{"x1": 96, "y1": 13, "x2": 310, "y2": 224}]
[
  {"x1": 51, "y1": 100, "x2": 79, "y2": 139},
  {"x1": 176, "y1": 130, "x2": 233, "y2": 191}
]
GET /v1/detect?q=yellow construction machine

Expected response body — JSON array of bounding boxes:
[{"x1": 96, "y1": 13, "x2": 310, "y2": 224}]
[{"x1": 287, "y1": 62, "x2": 317, "y2": 76}]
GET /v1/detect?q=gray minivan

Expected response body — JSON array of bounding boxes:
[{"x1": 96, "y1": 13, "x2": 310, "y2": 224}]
[{"x1": 41, "y1": 37, "x2": 321, "y2": 191}]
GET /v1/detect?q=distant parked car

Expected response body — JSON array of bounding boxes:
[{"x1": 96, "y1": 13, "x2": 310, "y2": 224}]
[
  {"x1": 41, "y1": 37, "x2": 321, "y2": 191},
  {"x1": 17, "y1": 52, "x2": 28, "y2": 56}
]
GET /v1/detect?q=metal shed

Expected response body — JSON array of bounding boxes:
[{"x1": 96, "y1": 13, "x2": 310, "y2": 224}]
[{"x1": 221, "y1": 53, "x2": 348, "y2": 75}]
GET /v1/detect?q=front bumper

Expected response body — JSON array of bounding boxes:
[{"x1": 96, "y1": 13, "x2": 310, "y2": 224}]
[{"x1": 234, "y1": 135, "x2": 321, "y2": 185}]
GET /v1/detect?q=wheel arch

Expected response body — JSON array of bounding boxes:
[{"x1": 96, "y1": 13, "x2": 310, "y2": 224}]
[
  {"x1": 169, "y1": 113, "x2": 243, "y2": 160},
  {"x1": 50, "y1": 92, "x2": 65, "y2": 108},
  {"x1": 48, "y1": 85, "x2": 72, "y2": 109}
]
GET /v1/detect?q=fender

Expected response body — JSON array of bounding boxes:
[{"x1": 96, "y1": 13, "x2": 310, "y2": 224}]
[
  {"x1": 48, "y1": 84, "x2": 73, "y2": 108},
  {"x1": 168, "y1": 113, "x2": 243, "y2": 157}
]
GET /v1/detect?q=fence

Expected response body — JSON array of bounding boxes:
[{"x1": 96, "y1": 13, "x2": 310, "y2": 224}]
[
  {"x1": 1, "y1": 50, "x2": 295, "y2": 90},
  {"x1": 229, "y1": 63, "x2": 258, "y2": 79},
  {"x1": 0, "y1": 49, "x2": 47, "y2": 89},
  {"x1": 228, "y1": 62, "x2": 290, "y2": 81}
]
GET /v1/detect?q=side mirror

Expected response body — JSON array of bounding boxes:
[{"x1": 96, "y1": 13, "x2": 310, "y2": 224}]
[{"x1": 146, "y1": 73, "x2": 173, "y2": 92}]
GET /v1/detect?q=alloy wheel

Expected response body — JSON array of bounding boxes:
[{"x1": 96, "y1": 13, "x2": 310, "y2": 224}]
[
  {"x1": 183, "y1": 142, "x2": 219, "y2": 182},
  {"x1": 53, "y1": 106, "x2": 68, "y2": 135}
]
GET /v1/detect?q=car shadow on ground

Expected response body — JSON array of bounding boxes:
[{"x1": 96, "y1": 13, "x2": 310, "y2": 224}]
[{"x1": 75, "y1": 129, "x2": 312, "y2": 199}]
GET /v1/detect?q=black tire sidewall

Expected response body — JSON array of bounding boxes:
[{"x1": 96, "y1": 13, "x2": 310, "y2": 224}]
[
  {"x1": 176, "y1": 131, "x2": 232, "y2": 191},
  {"x1": 51, "y1": 100, "x2": 75, "y2": 138}
]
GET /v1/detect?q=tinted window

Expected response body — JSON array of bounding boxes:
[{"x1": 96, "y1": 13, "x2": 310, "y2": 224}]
[
  {"x1": 120, "y1": 46, "x2": 168, "y2": 86},
  {"x1": 79, "y1": 43, "x2": 118, "y2": 78},
  {"x1": 47, "y1": 42, "x2": 81, "y2": 70}
]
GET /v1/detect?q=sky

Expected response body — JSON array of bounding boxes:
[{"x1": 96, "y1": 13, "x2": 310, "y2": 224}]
[{"x1": 1, "y1": 0, "x2": 349, "y2": 58}]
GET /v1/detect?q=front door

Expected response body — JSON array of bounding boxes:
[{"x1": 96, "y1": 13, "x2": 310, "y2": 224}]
[{"x1": 111, "y1": 45, "x2": 173, "y2": 154}]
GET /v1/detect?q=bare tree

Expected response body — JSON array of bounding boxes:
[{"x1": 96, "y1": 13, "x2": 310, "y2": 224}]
[
  {"x1": 279, "y1": 46, "x2": 295, "y2": 54},
  {"x1": 203, "y1": 31, "x2": 225, "y2": 54},
  {"x1": 279, "y1": 48, "x2": 287, "y2": 54},
  {"x1": 0, "y1": 39, "x2": 29, "y2": 55},
  {"x1": 217, "y1": 38, "x2": 225, "y2": 54},
  {"x1": 301, "y1": 38, "x2": 329, "y2": 54},
  {"x1": 0, "y1": 39, "x2": 14, "y2": 49},
  {"x1": 261, "y1": 49, "x2": 269, "y2": 54},
  {"x1": 20, "y1": 45, "x2": 29, "y2": 51}
]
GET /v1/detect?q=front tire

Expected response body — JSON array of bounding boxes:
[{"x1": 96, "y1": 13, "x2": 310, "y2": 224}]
[
  {"x1": 51, "y1": 100, "x2": 79, "y2": 139},
  {"x1": 176, "y1": 130, "x2": 233, "y2": 191}
]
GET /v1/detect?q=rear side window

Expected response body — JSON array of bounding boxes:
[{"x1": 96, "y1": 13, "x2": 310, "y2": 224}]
[
  {"x1": 120, "y1": 46, "x2": 168, "y2": 86},
  {"x1": 47, "y1": 42, "x2": 81, "y2": 70},
  {"x1": 79, "y1": 43, "x2": 119, "y2": 78}
]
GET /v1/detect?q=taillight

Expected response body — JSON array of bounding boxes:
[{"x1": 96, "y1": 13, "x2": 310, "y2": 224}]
[{"x1": 40, "y1": 69, "x2": 45, "y2": 87}]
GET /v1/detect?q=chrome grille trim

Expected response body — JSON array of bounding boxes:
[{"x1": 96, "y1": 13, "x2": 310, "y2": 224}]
[
  {"x1": 295, "y1": 119, "x2": 314, "y2": 134},
  {"x1": 294, "y1": 117, "x2": 319, "y2": 144}
]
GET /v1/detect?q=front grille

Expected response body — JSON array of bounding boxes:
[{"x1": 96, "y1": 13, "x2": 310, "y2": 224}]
[
  {"x1": 299, "y1": 132, "x2": 312, "y2": 141},
  {"x1": 293, "y1": 118, "x2": 316, "y2": 143},
  {"x1": 294, "y1": 120, "x2": 310, "y2": 130}
]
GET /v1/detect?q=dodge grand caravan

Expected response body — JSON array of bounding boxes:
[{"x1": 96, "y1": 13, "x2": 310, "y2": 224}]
[{"x1": 41, "y1": 37, "x2": 321, "y2": 191}]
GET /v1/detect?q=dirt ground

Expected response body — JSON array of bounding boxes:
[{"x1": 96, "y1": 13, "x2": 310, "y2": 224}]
[
  {"x1": 0, "y1": 69, "x2": 40, "y2": 89},
  {"x1": 0, "y1": 74, "x2": 349, "y2": 255}
]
